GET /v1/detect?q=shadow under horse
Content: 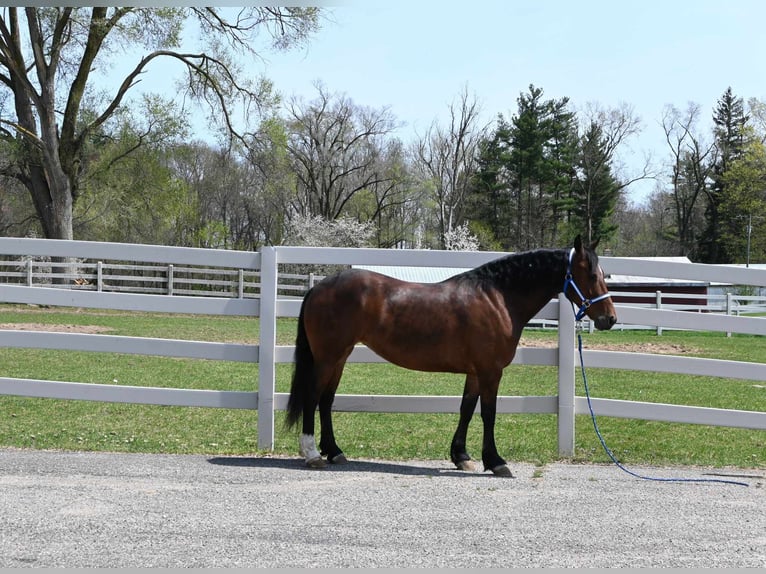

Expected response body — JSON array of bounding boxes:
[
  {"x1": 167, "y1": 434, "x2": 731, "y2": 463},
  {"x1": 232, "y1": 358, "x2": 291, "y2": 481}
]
[{"x1": 285, "y1": 235, "x2": 617, "y2": 477}]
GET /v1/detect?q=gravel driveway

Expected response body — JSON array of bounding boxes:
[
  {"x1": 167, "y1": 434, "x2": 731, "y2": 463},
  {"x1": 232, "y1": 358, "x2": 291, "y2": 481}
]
[{"x1": 0, "y1": 448, "x2": 763, "y2": 568}]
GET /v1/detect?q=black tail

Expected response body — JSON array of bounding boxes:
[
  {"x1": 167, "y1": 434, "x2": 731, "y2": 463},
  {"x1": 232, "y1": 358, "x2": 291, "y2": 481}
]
[{"x1": 285, "y1": 290, "x2": 316, "y2": 429}]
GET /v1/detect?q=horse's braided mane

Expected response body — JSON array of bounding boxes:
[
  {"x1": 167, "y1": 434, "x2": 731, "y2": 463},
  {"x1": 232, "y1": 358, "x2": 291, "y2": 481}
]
[{"x1": 451, "y1": 246, "x2": 596, "y2": 293}]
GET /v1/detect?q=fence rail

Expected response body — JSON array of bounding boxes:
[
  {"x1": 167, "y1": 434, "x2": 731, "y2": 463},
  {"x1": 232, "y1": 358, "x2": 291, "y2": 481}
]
[
  {"x1": 1, "y1": 238, "x2": 765, "y2": 457},
  {"x1": 0, "y1": 258, "x2": 312, "y2": 298},
  {"x1": 4, "y1": 255, "x2": 765, "y2": 319}
]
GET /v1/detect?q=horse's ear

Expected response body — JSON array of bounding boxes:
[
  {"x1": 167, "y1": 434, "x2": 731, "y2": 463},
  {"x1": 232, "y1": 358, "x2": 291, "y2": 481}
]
[
  {"x1": 590, "y1": 237, "x2": 600, "y2": 251},
  {"x1": 573, "y1": 234, "x2": 583, "y2": 253}
]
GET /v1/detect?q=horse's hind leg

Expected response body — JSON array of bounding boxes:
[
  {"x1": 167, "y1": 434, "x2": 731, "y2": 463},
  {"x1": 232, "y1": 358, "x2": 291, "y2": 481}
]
[
  {"x1": 451, "y1": 375, "x2": 479, "y2": 472},
  {"x1": 317, "y1": 351, "x2": 352, "y2": 464},
  {"x1": 298, "y1": 387, "x2": 326, "y2": 468}
]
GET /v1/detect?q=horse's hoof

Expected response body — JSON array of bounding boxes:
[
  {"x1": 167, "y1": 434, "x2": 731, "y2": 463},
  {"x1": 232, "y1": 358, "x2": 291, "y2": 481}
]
[
  {"x1": 490, "y1": 464, "x2": 514, "y2": 478},
  {"x1": 305, "y1": 456, "x2": 327, "y2": 469},
  {"x1": 456, "y1": 459, "x2": 478, "y2": 472},
  {"x1": 329, "y1": 453, "x2": 348, "y2": 465}
]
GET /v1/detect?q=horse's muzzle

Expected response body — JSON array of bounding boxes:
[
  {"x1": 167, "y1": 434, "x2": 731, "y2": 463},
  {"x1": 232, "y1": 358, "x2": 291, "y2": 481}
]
[{"x1": 594, "y1": 314, "x2": 617, "y2": 331}]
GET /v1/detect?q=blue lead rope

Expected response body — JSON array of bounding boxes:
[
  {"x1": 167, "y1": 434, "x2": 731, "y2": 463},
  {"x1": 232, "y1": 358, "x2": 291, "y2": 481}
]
[
  {"x1": 563, "y1": 248, "x2": 747, "y2": 486},
  {"x1": 575, "y1": 331, "x2": 749, "y2": 488}
]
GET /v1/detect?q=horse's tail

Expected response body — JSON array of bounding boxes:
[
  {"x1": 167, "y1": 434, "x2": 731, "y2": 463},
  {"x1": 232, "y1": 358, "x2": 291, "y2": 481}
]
[{"x1": 285, "y1": 289, "x2": 315, "y2": 430}]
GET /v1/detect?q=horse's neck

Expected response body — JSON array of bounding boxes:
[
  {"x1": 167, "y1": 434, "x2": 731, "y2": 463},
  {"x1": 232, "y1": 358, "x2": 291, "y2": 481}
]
[
  {"x1": 499, "y1": 248, "x2": 567, "y2": 291},
  {"x1": 498, "y1": 249, "x2": 568, "y2": 323}
]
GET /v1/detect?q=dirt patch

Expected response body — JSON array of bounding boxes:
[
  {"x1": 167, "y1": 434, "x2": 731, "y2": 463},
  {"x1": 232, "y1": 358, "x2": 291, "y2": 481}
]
[
  {"x1": 0, "y1": 323, "x2": 698, "y2": 354},
  {"x1": 0, "y1": 322, "x2": 114, "y2": 335},
  {"x1": 519, "y1": 337, "x2": 699, "y2": 355}
]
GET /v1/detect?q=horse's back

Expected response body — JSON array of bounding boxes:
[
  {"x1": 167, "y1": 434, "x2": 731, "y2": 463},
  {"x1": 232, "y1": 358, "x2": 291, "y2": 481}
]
[{"x1": 303, "y1": 268, "x2": 416, "y2": 333}]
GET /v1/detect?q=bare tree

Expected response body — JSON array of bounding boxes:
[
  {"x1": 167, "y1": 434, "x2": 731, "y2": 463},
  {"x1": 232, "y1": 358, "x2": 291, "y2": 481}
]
[
  {"x1": 284, "y1": 82, "x2": 401, "y2": 221},
  {"x1": 573, "y1": 102, "x2": 650, "y2": 244},
  {"x1": 661, "y1": 102, "x2": 717, "y2": 256},
  {"x1": 580, "y1": 101, "x2": 650, "y2": 186},
  {"x1": 413, "y1": 86, "x2": 486, "y2": 248}
]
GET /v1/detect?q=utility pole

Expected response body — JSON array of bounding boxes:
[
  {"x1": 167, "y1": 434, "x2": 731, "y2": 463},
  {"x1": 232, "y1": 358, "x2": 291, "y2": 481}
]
[{"x1": 738, "y1": 212, "x2": 764, "y2": 267}]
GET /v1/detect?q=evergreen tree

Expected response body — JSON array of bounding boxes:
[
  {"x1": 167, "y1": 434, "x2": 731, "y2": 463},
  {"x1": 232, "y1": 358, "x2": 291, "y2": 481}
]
[
  {"x1": 508, "y1": 85, "x2": 549, "y2": 249},
  {"x1": 700, "y1": 87, "x2": 749, "y2": 263},
  {"x1": 542, "y1": 98, "x2": 579, "y2": 246},
  {"x1": 467, "y1": 85, "x2": 581, "y2": 251},
  {"x1": 572, "y1": 122, "x2": 620, "y2": 243},
  {"x1": 466, "y1": 116, "x2": 512, "y2": 248},
  {"x1": 718, "y1": 132, "x2": 766, "y2": 265}
]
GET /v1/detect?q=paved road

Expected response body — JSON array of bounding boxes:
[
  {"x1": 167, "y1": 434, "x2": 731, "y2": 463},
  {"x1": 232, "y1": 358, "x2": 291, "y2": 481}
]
[{"x1": 0, "y1": 448, "x2": 763, "y2": 568}]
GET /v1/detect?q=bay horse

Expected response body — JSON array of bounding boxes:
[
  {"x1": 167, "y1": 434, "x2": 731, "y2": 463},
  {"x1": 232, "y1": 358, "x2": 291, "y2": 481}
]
[{"x1": 285, "y1": 235, "x2": 617, "y2": 476}]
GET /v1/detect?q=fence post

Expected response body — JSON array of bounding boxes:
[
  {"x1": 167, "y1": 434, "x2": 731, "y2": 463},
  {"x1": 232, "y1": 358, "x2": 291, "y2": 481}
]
[
  {"x1": 557, "y1": 293, "x2": 576, "y2": 458},
  {"x1": 97, "y1": 261, "x2": 103, "y2": 292},
  {"x1": 238, "y1": 269, "x2": 245, "y2": 299},
  {"x1": 26, "y1": 259, "x2": 33, "y2": 286},
  {"x1": 656, "y1": 290, "x2": 663, "y2": 336},
  {"x1": 726, "y1": 292, "x2": 733, "y2": 338},
  {"x1": 167, "y1": 264, "x2": 174, "y2": 296},
  {"x1": 258, "y1": 246, "x2": 278, "y2": 450}
]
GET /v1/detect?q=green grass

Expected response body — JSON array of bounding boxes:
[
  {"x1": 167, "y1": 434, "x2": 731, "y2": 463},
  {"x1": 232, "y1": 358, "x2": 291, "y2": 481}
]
[{"x1": 0, "y1": 304, "x2": 764, "y2": 469}]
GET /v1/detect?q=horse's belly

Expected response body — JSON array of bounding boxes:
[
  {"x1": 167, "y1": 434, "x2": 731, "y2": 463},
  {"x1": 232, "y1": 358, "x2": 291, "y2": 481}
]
[
  {"x1": 362, "y1": 325, "x2": 510, "y2": 374},
  {"x1": 365, "y1": 339, "x2": 467, "y2": 373}
]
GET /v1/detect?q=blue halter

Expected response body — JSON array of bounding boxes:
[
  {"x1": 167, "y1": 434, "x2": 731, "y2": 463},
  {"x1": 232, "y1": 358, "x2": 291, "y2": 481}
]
[{"x1": 563, "y1": 247, "x2": 612, "y2": 321}]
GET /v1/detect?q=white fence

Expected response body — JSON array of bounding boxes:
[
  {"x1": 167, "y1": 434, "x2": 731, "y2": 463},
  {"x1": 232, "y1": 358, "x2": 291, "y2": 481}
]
[
  {"x1": 1, "y1": 237, "x2": 765, "y2": 457},
  {"x1": 0, "y1": 256, "x2": 318, "y2": 298}
]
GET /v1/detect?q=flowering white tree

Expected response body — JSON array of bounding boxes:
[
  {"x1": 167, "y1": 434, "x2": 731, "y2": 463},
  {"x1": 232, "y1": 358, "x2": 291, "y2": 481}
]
[
  {"x1": 283, "y1": 213, "x2": 375, "y2": 247},
  {"x1": 443, "y1": 222, "x2": 479, "y2": 251}
]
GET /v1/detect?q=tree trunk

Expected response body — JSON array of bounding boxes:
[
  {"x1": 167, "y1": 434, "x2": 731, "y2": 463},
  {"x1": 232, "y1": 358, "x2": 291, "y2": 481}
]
[{"x1": 25, "y1": 158, "x2": 75, "y2": 285}]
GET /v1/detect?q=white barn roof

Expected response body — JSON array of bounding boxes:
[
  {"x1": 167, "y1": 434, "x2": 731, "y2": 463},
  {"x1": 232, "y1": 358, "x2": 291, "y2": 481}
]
[
  {"x1": 352, "y1": 265, "x2": 469, "y2": 283},
  {"x1": 604, "y1": 256, "x2": 707, "y2": 286},
  {"x1": 355, "y1": 256, "x2": 706, "y2": 286}
]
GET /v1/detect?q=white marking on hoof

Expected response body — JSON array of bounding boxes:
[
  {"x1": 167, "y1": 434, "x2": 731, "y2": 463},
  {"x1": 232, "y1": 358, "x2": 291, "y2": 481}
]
[
  {"x1": 456, "y1": 460, "x2": 478, "y2": 472},
  {"x1": 299, "y1": 434, "x2": 323, "y2": 467}
]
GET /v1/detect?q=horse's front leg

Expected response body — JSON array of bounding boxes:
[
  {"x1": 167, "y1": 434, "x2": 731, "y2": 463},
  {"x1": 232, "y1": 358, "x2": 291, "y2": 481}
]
[
  {"x1": 480, "y1": 372, "x2": 513, "y2": 477},
  {"x1": 451, "y1": 375, "x2": 479, "y2": 471}
]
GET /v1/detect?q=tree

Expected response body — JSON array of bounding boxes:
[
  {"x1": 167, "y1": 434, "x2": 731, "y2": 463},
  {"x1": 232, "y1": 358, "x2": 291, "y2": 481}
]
[
  {"x1": 413, "y1": 86, "x2": 486, "y2": 249},
  {"x1": 283, "y1": 212, "x2": 375, "y2": 248},
  {"x1": 241, "y1": 116, "x2": 297, "y2": 248},
  {"x1": 76, "y1": 122, "x2": 197, "y2": 246},
  {"x1": 465, "y1": 117, "x2": 512, "y2": 249},
  {"x1": 719, "y1": 132, "x2": 766, "y2": 264},
  {"x1": 506, "y1": 85, "x2": 580, "y2": 249},
  {"x1": 574, "y1": 102, "x2": 644, "y2": 246},
  {"x1": 0, "y1": 7, "x2": 321, "y2": 241},
  {"x1": 285, "y1": 82, "x2": 401, "y2": 222},
  {"x1": 572, "y1": 121, "x2": 620, "y2": 243},
  {"x1": 660, "y1": 102, "x2": 716, "y2": 257},
  {"x1": 467, "y1": 85, "x2": 577, "y2": 250},
  {"x1": 700, "y1": 87, "x2": 749, "y2": 263},
  {"x1": 507, "y1": 85, "x2": 550, "y2": 249}
]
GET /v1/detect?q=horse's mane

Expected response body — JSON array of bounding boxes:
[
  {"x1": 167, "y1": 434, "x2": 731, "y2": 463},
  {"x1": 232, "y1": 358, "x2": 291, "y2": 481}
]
[{"x1": 451, "y1": 246, "x2": 597, "y2": 294}]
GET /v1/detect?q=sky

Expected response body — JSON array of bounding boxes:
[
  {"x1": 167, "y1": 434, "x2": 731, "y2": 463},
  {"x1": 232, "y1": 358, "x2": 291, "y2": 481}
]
[{"x1": 127, "y1": 0, "x2": 766, "y2": 205}]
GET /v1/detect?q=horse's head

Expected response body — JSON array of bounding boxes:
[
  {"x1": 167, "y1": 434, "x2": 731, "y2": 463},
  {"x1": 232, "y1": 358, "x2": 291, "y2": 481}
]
[{"x1": 563, "y1": 235, "x2": 617, "y2": 330}]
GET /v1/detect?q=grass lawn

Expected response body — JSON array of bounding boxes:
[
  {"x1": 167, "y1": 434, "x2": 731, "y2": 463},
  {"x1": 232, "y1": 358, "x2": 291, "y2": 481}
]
[{"x1": 0, "y1": 305, "x2": 764, "y2": 469}]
